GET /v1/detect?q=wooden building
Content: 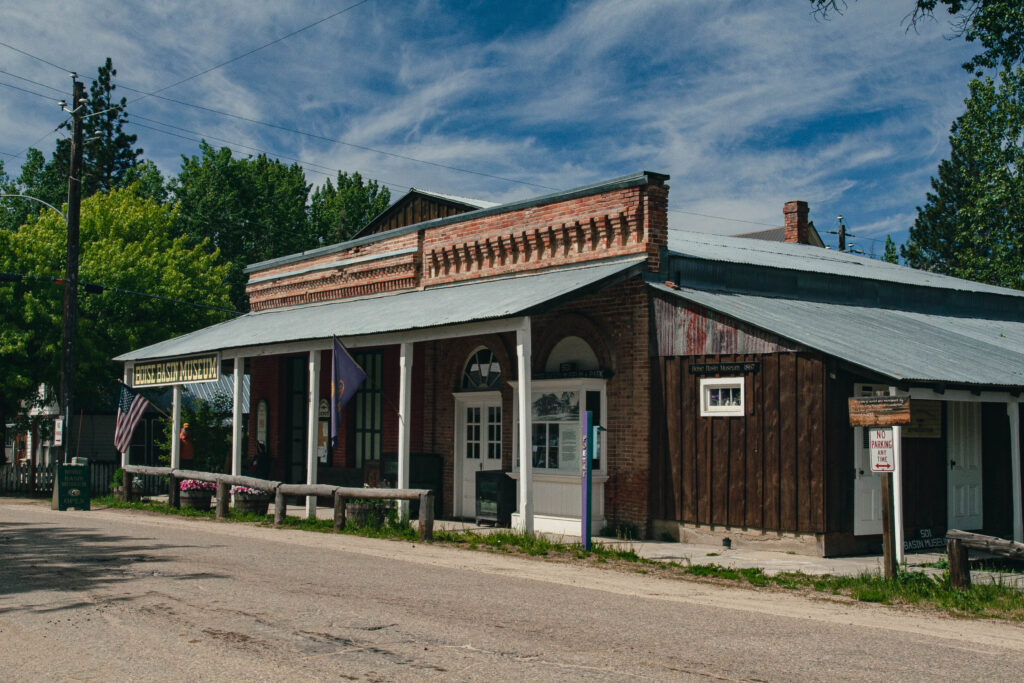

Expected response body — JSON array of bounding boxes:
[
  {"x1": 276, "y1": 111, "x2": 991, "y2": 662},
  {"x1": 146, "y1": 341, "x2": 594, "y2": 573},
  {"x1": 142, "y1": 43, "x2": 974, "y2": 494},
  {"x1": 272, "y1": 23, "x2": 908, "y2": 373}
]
[{"x1": 115, "y1": 174, "x2": 1024, "y2": 555}]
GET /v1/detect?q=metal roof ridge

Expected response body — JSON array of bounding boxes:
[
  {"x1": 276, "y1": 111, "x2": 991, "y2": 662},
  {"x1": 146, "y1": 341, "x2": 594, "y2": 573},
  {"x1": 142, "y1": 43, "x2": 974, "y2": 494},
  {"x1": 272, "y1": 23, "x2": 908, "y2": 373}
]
[{"x1": 244, "y1": 171, "x2": 668, "y2": 274}]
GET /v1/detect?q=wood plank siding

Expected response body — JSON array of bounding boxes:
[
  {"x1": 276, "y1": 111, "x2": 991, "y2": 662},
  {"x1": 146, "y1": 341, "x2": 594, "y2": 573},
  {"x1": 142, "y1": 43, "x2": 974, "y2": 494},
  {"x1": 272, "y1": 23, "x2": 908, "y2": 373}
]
[
  {"x1": 653, "y1": 353, "x2": 829, "y2": 534},
  {"x1": 360, "y1": 194, "x2": 480, "y2": 237}
]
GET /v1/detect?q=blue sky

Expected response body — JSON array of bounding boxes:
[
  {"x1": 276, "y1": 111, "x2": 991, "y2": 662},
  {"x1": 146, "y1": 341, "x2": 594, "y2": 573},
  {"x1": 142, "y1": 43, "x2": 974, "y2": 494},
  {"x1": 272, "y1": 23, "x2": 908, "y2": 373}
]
[{"x1": 0, "y1": 0, "x2": 980, "y2": 255}]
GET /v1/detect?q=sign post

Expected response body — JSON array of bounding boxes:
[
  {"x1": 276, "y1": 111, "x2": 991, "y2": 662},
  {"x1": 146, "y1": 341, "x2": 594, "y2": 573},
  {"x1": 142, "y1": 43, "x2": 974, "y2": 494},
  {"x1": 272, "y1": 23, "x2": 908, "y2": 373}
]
[
  {"x1": 581, "y1": 410, "x2": 592, "y2": 551},
  {"x1": 849, "y1": 397, "x2": 910, "y2": 579}
]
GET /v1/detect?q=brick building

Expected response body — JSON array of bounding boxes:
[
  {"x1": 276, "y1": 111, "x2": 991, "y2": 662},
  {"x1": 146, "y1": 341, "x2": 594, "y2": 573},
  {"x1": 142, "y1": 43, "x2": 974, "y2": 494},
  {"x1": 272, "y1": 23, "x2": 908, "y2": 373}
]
[{"x1": 116, "y1": 171, "x2": 1024, "y2": 555}]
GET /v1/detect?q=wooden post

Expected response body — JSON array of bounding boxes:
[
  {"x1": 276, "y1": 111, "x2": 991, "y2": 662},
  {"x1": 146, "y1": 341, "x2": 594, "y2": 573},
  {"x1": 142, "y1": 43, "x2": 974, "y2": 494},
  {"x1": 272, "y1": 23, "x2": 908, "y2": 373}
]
[
  {"x1": 880, "y1": 472, "x2": 898, "y2": 579},
  {"x1": 419, "y1": 492, "x2": 434, "y2": 541},
  {"x1": 215, "y1": 480, "x2": 228, "y2": 519},
  {"x1": 947, "y1": 538, "x2": 971, "y2": 590},
  {"x1": 168, "y1": 474, "x2": 179, "y2": 508},
  {"x1": 274, "y1": 487, "x2": 286, "y2": 525},
  {"x1": 124, "y1": 471, "x2": 135, "y2": 502},
  {"x1": 333, "y1": 492, "x2": 347, "y2": 531}
]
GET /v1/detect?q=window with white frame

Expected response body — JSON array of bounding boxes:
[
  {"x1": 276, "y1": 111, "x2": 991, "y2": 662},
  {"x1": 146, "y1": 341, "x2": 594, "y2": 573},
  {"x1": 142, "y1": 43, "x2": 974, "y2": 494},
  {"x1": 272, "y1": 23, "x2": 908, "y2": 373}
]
[{"x1": 700, "y1": 377, "x2": 744, "y2": 417}]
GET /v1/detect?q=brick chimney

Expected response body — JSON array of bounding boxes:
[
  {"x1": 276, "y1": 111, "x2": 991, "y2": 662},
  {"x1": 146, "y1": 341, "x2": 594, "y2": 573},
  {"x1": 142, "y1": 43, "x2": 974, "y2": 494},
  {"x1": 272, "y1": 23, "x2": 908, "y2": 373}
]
[{"x1": 783, "y1": 200, "x2": 809, "y2": 244}]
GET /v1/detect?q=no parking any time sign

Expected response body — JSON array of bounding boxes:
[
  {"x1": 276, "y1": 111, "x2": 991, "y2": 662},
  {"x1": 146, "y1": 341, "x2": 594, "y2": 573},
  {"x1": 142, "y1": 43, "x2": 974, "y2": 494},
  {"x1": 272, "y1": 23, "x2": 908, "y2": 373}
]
[{"x1": 870, "y1": 428, "x2": 895, "y2": 472}]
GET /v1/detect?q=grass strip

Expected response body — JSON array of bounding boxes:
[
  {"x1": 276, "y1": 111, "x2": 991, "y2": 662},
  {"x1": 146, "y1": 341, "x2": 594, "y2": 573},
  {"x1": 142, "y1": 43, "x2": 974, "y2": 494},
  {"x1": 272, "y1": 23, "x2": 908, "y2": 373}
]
[{"x1": 92, "y1": 495, "x2": 1024, "y2": 620}]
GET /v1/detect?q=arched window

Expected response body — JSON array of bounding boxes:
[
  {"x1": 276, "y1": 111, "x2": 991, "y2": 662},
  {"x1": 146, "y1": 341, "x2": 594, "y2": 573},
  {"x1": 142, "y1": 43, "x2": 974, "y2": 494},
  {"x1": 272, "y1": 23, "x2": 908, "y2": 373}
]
[{"x1": 461, "y1": 347, "x2": 502, "y2": 390}]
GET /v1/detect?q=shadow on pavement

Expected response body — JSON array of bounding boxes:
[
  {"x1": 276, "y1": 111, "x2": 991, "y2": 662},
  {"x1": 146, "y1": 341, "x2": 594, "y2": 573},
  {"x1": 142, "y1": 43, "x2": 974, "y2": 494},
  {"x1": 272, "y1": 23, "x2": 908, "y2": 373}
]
[{"x1": 0, "y1": 519, "x2": 227, "y2": 609}]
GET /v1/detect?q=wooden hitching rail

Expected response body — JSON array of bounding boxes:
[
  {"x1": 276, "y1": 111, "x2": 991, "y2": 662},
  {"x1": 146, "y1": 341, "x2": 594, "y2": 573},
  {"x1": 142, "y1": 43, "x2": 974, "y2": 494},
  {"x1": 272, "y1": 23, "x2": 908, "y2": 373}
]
[
  {"x1": 946, "y1": 529, "x2": 1024, "y2": 590},
  {"x1": 121, "y1": 465, "x2": 434, "y2": 540}
]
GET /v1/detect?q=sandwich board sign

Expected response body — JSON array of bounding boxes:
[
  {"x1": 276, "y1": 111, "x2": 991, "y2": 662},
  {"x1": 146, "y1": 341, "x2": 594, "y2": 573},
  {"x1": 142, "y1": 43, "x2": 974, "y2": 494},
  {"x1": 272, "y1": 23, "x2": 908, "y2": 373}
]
[{"x1": 870, "y1": 428, "x2": 895, "y2": 472}]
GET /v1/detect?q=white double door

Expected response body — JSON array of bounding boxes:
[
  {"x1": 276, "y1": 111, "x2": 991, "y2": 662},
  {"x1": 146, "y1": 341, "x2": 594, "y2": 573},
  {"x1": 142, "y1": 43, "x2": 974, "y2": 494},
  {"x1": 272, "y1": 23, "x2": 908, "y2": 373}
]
[{"x1": 454, "y1": 392, "x2": 503, "y2": 518}]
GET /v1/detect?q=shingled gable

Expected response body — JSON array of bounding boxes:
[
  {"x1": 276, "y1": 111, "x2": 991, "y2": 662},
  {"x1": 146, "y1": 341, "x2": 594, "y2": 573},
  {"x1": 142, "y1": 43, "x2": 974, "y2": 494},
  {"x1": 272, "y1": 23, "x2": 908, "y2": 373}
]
[{"x1": 243, "y1": 171, "x2": 670, "y2": 312}]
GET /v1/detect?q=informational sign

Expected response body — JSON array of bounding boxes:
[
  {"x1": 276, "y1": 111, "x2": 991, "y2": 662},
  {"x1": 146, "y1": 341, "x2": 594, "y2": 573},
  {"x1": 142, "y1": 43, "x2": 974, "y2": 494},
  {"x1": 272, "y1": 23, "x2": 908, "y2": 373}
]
[
  {"x1": 848, "y1": 396, "x2": 911, "y2": 427},
  {"x1": 256, "y1": 399, "x2": 268, "y2": 445},
  {"x1": 133, "y1": 353, "x2": 220, "y2": 387},
  {"x1": 51, "y1": 464, "x2": 90, "y2": 511},
  {"x1": 318, "y1": 398, "x2": 330, "y2": 419},
  {"x1": 870, "y1": 428, "x2": 896, "y2": 472},
  {"x1": 53, "y1": 417, "x2": 63, "y2": 446},
  {"x1": 903, "y1": 400, "x2": 941, "y2": 438}
]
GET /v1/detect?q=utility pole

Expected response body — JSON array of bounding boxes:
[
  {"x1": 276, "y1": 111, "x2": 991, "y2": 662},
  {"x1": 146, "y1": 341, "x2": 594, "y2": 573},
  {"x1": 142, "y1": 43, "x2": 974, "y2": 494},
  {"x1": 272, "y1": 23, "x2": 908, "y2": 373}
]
[
  {"x1": 837, "y1": 216, "x2": 846, "y2": 252},
  {"x1": 60, "y1": 75, "x2": 85, "y2": 464}
]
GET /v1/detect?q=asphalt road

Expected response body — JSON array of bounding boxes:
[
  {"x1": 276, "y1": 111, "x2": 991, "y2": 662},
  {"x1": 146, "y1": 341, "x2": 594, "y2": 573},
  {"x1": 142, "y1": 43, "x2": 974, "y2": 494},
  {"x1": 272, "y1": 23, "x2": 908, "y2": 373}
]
[{"x1": 2, "y1": 499, "x2": 1024, "y2": 682}]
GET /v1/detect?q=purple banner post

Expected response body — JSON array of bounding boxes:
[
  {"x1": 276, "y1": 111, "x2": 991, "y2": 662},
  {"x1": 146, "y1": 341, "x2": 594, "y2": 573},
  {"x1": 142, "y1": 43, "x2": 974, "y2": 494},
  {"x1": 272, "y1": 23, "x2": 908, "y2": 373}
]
[{"x1": 581, "y1": 410, "x2": 593, "y2": 551}]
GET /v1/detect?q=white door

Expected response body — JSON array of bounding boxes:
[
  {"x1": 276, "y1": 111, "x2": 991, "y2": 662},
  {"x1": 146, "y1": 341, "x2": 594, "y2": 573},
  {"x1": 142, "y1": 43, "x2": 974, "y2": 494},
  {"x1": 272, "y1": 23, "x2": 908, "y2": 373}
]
[
  {"x1": 948, "y1": 402, "x2": 983, "y2": 531},
  {"x1": 455, "y1": 395, "x2": 502, "y2": 518},
  {"x1": 853, "y1": 385, "x2": 883, "y2": 536}
]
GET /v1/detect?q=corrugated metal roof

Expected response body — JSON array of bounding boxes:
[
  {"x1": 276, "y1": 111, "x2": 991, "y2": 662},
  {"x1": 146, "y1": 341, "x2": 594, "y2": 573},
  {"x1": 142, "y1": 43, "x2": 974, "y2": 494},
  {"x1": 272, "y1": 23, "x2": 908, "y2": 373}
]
[
  {"x1": 412, "y1": 188, "x2": 499, "y2": 209},
  {"x1": 651, "y1": 282, "x2": 1024, "y2": 388},
  {"x1": 146, "y1": 375, "x2": 251, "y2": 413},
  {"x1": 668, "y1": 230, "x2": 1024, "y2": 298},
  {"x1": 116, "y1": 258, "x2": 646, "y2": 362}
]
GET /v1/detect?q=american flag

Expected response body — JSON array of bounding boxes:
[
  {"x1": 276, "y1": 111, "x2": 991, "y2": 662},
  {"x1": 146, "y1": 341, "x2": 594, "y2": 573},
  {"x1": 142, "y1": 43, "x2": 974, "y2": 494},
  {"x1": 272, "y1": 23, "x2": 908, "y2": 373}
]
[{"x1": 114, "y1": 385, "x2": 149, "y2": 453}]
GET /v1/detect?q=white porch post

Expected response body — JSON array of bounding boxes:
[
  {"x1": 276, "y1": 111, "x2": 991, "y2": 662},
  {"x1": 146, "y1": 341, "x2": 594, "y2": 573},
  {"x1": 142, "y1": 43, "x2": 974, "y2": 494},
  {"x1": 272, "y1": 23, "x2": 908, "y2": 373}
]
[
  {"x1": 1009, "y1": 398, "x2": 1022, "y2": 543},
  {"x1": 889, "y1": 387, "x2": 905, "y2": 565},
  {"x1": 516, "y1": 318, "x2": 533, "y2": 534},
  {"x1": 231, "y1": 357, "x2": 244, "y2": 478},
  {"x1": 120, "y1": 366, "x2": 130, "y2": 468},
  {"x1": 397, "y1": 342, "x2": 413, "y2": 519},
  {"x1": 305, "y1": 350, "x2": 320, "y2": 518},
  {"x1": 170, "y1": 385, "x2": 182, "y2": 469}
]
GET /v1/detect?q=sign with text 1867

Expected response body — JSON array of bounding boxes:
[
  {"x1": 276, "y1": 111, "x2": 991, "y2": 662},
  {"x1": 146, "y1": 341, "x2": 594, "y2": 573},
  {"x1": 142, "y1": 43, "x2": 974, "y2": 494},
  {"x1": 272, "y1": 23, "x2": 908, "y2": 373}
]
[{"x1": 870, "y1": 428, "x2": 896, "y2": 472}]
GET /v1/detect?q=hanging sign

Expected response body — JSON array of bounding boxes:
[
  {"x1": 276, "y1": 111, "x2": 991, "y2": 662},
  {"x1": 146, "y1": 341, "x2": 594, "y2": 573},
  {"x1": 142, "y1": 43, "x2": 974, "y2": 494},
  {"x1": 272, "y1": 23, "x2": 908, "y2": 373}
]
[
  {"x1": 848, "y1": 396, "x2": 910, "y2": 427},
  {"x1": 870, "y1": 428, "x2": 896, "y2": 472},
  {"x1": 53, "y1": 417, "x2": 63, "y2": 446}
]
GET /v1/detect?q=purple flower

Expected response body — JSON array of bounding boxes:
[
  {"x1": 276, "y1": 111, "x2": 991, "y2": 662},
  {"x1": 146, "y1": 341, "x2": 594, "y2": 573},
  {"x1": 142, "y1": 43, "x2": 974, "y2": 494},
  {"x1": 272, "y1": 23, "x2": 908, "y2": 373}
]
[{"x1": 179, "y1": 479, "x2": 216, "y2": 492}]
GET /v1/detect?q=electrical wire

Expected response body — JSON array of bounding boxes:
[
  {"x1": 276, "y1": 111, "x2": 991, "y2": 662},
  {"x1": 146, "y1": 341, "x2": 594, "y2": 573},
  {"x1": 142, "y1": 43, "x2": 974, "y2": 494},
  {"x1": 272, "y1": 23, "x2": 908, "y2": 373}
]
[
  {"x1": 128, "y1": 114, "x2": 413, "y2": 193},
  {"x1": 0, "y1": 39, "x2": 73, "y2": 74},
  {"x1": 0, "y1": 39, "x2": 797, "y2": 230},
  {"x1": 0, "y1": 68, "x2": 66, "y2": 95},
  {"x1": 0, "y1": 80, "x2": 59, "y2": 102}
]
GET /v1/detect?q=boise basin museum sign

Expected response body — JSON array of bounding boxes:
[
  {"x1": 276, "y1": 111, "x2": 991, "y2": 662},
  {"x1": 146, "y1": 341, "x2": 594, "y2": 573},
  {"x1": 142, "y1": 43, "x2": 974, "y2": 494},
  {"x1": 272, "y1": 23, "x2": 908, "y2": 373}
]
[{"x1": 132, "y1": 353, "x2": 220, "y2": 387}]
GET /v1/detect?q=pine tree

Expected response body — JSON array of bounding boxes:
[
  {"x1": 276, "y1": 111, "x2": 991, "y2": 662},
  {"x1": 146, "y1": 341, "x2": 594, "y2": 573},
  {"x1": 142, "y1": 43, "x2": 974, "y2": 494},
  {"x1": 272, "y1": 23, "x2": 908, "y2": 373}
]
[{"x1": 902, "y1": 69, "x2": 1024, "y2": 290}]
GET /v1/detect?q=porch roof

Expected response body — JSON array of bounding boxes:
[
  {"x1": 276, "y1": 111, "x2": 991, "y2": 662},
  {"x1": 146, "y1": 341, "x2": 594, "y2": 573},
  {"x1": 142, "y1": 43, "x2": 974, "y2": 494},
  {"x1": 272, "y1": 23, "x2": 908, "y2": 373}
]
[
  {"x1": 115, "y1": 257, "x2": 646, "y2": 363},
  {"x1": 650, "y1": 282, "x2": 1024, "y2": 389}
]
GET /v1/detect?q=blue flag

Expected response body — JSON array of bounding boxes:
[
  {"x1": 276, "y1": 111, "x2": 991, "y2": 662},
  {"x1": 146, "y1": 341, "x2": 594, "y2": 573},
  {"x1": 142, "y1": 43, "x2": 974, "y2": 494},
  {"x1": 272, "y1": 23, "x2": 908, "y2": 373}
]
[{"x1": 331, "y1": 337, "x2": 366, "y2": 448}]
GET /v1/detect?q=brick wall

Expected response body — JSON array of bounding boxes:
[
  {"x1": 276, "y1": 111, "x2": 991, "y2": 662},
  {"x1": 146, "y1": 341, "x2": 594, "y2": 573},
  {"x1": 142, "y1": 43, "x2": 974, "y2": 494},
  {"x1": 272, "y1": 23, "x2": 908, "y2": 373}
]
[{"x1": 245, "y1": 175, "x2": 668, "y2": 311}]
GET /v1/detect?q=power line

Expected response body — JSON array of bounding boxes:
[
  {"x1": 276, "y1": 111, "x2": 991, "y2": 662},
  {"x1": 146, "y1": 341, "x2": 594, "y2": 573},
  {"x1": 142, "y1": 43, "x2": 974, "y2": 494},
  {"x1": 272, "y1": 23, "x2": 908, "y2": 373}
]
[
  {"x1": 0, "y1": 68, "x2": 66, "y2": 95},
  {"x1": 128, "y1": 114, "x2": 413, "y2": 193},
  {"x1": 0, "y1": 272, "x2": 239, "y2": 314},
  {"x1": 136, "y1": 0, "x2": 374, "y2": 103},
  {"x1": 0, "y1": 79, "x2": 59, "y2": 102},
  {"x1": 0, "y1": 39, "x2": 73, "y2": 73},
  {"x1": 0, "y1": 36, "x2": 791, "y2": 230}
]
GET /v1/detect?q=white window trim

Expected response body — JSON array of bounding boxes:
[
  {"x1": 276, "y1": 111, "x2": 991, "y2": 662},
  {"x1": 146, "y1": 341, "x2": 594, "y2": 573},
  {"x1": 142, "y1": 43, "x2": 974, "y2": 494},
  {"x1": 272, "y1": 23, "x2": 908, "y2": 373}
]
[
  {"x1": 700, "y1": 376, "x2": 744, "y2": 417},
  {"x1": 509, "y1": 378, "x2": 608, "y2": 477}
]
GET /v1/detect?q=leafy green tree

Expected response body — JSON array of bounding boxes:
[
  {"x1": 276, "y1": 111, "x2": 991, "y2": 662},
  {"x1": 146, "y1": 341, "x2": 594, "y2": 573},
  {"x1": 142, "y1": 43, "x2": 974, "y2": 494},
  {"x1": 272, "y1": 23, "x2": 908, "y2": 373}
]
[
  {"x1": 902, "y1": 69, "x2": 1024, "y2": 290},
  {"x1": 170, "y1": 142, "x2": 312, "y2": 311},
  {"x1": 0, "y1": 186, "x2": 232, "y2": 423},
  {"x1": 309, "y1": 171, "x2": 391, "y2": 244},
  {"x1": 883, "y1": 235, "x2": 900, "y2": 264},
  {"x1": 810, "y1": 1, "x2": 1024, "y2": 74},
  {"x1": 0, "y1": 148, "x2": 68, "y2": 232}
]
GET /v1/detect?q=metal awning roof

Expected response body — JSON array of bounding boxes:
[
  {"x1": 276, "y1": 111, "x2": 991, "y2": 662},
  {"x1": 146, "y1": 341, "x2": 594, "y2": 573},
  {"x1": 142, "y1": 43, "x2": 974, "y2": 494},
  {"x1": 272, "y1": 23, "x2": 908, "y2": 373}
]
[
  {"x1": 651, "y1": 282, "x2": 1024, "y2": 388},
  {"x1": 115, "y1": 258, "x2": 646, "y2": 362},
  {"x1": 667, "y1": 230, "x2": 1024, "y2": 298}
]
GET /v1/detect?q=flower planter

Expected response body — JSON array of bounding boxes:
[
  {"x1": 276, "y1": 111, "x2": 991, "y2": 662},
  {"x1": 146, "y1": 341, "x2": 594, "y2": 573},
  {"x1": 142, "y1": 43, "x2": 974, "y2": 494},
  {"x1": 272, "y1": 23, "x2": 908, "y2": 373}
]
[
  {"x1": 233, "y1": 495, "x2": 270, "y2": 516},
  {"x1": 179, "y1": 489, "x2": 213, "y2": 511}
]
